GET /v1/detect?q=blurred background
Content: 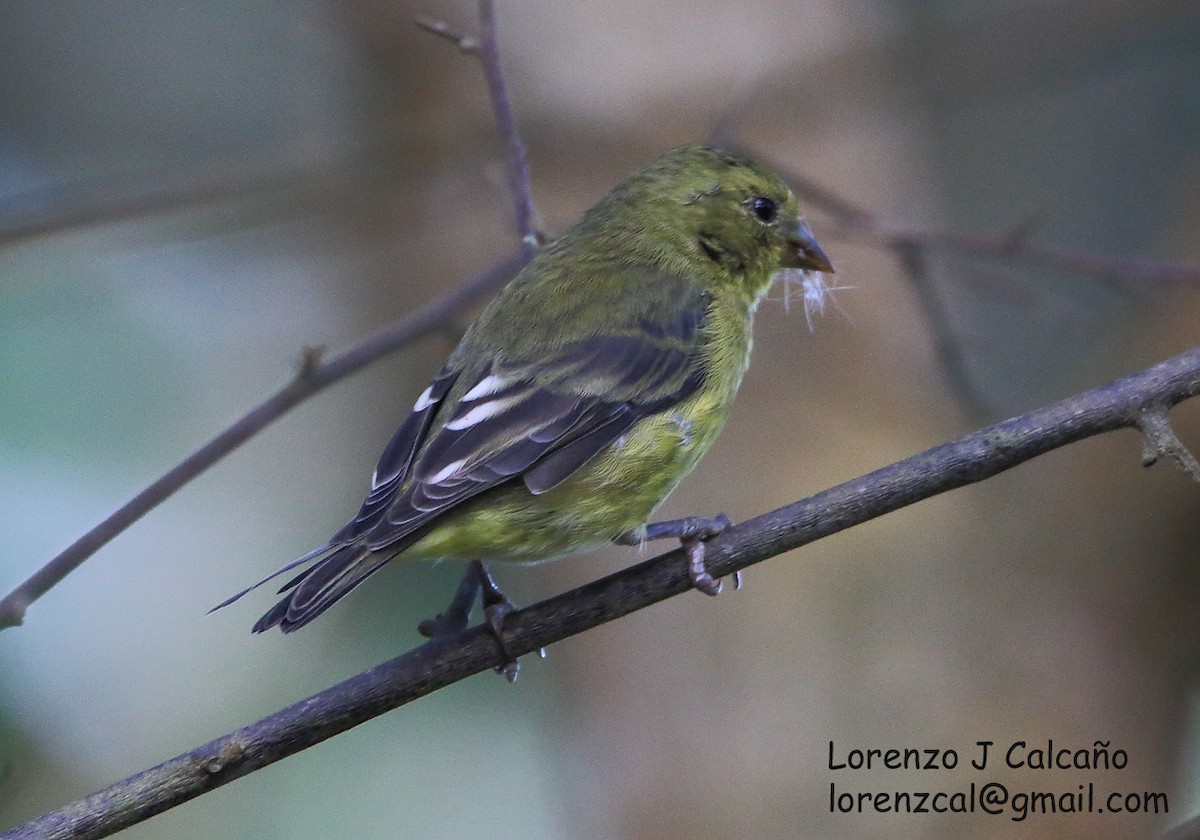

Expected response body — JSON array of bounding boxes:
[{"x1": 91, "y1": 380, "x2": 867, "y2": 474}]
[{"x1": 1, "y1": 0, "x2": 1199, "y2": 838}]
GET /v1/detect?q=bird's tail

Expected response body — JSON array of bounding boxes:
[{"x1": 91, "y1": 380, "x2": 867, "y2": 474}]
[
  {"x1": 251, "y1": 543, "x2": 396, "y2": 633},
  {"x1": 210, "y1": 541, "x2": 396, "y2": 634},
  {"x1": 209, "y1": 543, "x2": 332, "y2": 614}
]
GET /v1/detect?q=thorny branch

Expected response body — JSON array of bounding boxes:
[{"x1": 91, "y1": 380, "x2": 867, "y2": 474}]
[{"x1": 6, "y1": 344, "x2": 1200, "y2": 840}]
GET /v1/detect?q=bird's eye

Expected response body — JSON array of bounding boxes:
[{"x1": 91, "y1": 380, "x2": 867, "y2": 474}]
[{"x1": 750, "y1": 196, "x2": 777, "y2": 223}]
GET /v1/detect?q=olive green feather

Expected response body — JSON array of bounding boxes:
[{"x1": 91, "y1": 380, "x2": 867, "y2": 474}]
[{"x1": 215, "y1": 144, "x2": 832, "y2": 633}]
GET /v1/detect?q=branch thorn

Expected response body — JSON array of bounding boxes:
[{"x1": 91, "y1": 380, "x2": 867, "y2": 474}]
[
  {"x1": 415, "y1": 16, "x2": 478, "y2": 53},
  {"x1": 1136, "y1": 406, "x2": 1200, "y2": 483},
  {"x1": 298, "y1": 345, "x2": 326, "y2": 378}
]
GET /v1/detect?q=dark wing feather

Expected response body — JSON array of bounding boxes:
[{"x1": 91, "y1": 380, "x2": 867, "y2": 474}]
[
  {"x1": 209, "y1": 369, "x2": 458, "y2": 623},
  {"x1": 251, "y1": 543, "x2": 384, "y2": 633},
  {"x1": 328, "y1": 367, "x2": 460, "y2": 544},
  {"x1": 237, "y1": 279, "x2": 712, "y2": 632},
  {"x1": 366, "y1": 325, "x2": 708, "y2": 548},
  {"x1": 522, "y1": 406, "x2": 639, "y2": 493}
]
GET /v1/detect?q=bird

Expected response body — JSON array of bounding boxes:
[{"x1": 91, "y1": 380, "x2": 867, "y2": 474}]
[{"x1": 214, "y1": 144, "x2": 833, "y2": 648}]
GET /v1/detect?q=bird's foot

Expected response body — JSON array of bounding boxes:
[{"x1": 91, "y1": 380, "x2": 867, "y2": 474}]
[
  {"x1": 682, "y1": 533, "x2": 722, "y2": 596},
  {"x1": 478, "y1": 563, "x2": 522, "y2": 682},
  {"x1": 616, "y1": 513, "x2": 737, "y2": 596},
  {"x1": 417, "y1": 560, "x2": 482, "y2": 639},
  {"x1": 417, "y1": 560, "x2": 523, "y2": 682}
]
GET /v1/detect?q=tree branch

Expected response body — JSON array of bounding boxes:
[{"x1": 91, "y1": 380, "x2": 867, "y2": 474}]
[
  {"x1": 0, "y1": 161, "x2": 343, "y2": 249},
  {"x1": 7, "y1": 344, "x2": 1200, "y2": 840},
  {"x1": 0, "y1": 0, "x2": 546, "y2": 632},
  {"x1": 418, "y1": 0, "x2": 541, "y2": 255},
  {"x1": 713, "y1": 139, "x2": 1200, "y2": 421},
  {"x1": 0, "y1": 250, "x2": 526, "y2": 632},
  {"x1": 719, "y1": 142, "x2": 1200, "y2": 288},
  {"x1": 836, "y1": 217, "x2": 1200, "y2": 287},
  {"x1": 1138, "y1": 405, "x2": 1200, "y2": 483},
  {"x1": 474, "y1": 0, "x2": 540, "y2": 255},
  {"x1": 893, "y1": 242, "x2": 989, "y2": 416}
]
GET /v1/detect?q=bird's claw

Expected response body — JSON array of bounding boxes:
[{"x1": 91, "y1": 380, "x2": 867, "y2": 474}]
[
  {"x1": 478, "y1": 564, "x2": 522, "y2": 681},
  {"x1": 482, "y1": 588, "x2": 521, "y2": 681},
  {"x1": 677, "y1": 514, "x2": 731, "y2": 596},
  {"x1": 682, "y1": 535, "x2": 722, "y2": 596},
  {"x1": 416, "y1": 560, "x2": 524, "y2": 681},
  {"x1": 620, "y1": 512, "x2": 737, "y2": 595}
]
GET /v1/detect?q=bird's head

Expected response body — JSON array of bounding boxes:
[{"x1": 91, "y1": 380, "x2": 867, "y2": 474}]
[{"x1": 579, "y1": 144, "x2": 832, "y2": 301}]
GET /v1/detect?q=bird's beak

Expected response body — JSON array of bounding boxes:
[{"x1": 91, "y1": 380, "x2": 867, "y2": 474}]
[{"x1": 783, "y1": 221, "x2": 834, "y2": 272}]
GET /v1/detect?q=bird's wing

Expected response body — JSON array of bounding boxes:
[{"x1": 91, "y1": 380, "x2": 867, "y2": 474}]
[
  {"x1": 248, "y1": 282, "x2": 714, "y2": 632},
  {"x1": 207, "y1": 367, "x2": 462, "y2": 617},
  {"x1": 377, "y1": 319, "x2": 708, "y2": 538}
]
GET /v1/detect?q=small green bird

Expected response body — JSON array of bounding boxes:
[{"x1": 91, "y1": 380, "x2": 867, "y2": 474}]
[{"x1": 215, "y1": 144, "x2": 832, "y2": 639}]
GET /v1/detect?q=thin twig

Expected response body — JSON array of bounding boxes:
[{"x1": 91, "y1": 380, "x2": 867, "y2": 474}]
[
  {"x1": 838, "y1": 219, "x2": 1200, "y2": 287},
  {"x1": 893, "y1": 243, "x2": 990, "y2": 416},
  {"x1": 473, "y1": 0, "x2": 540, "y2": 255},
  {"x1": 0, "y1": 251, "x2": 527, "y2": 631},
  {"x1": 0, "y1": 160, "x2": 357, "y2": 249},
  {"x1": 416, "y1": 2, "x2": 540, "y2": 255},
  {"x1": 720, "y1": 141, "x2": 1200, "y2": 287},
  {"x1": 6, "y1": 344, "x2": 1200, "y2": 840},
  {"x1": 0, "y1": 0, "x2": 550, "y2": 631},
  {"x1": 413, "y1": 16, "x2": 477, "y2": 52}
]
